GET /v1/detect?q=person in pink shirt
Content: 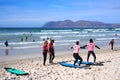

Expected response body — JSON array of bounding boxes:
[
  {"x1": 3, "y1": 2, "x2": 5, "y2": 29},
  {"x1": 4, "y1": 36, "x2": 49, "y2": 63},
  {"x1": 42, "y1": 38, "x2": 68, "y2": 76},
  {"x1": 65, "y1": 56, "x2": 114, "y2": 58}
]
[
  {"x1": 71, "y1": 41, "x2": 83, "y2": 67},
  {"x1": 82, "y1": 39, "x2": 100, "y2": 63}
]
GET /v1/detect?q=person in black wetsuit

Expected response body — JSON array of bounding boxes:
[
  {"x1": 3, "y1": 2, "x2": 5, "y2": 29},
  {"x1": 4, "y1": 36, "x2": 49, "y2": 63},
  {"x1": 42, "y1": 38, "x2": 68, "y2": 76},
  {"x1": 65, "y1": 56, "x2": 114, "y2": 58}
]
[
  {"x1": 109, "y1": 39, "x2": 114, "y2": 50},
  {"x1": 4, "y1": 40, "x2": 9, "y2": 55},
  {"x1": 4, "y1": 40, "x2": 9, "y2": 47}
]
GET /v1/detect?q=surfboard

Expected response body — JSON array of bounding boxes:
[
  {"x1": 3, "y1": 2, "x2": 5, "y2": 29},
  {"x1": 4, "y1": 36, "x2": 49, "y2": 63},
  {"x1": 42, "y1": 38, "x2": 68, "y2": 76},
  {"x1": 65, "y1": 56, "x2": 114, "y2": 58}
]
[
  {"x1": 4, "y1": 67, "x2": 29, "y2": 75},
  {"x1": 80, "y1": 61, "x2": 94, "y2": 65},
  {"x1": 82, "y1": 61, "x2": 94, "y2": 65},
  {"x1": 76, "y1": 60, "x2": 94, "y2": 65},
  {"x1": 59, "y1": 61, "x2": 86, "y2": 68}
]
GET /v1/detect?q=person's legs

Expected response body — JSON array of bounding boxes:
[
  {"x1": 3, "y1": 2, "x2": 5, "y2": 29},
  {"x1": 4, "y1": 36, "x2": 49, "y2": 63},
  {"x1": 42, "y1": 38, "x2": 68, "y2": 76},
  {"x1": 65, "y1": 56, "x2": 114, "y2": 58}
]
[
  {"x1": 111, "y1": 44, "x2": 113, "y2": 50},
  {"x1": 91, "y1": 51, "x2": 96, "y2": 63},
  {"x1": 73, "y1": 53, "x2": 78, "y2": 65},
  {"x1": 87, "y1": 51, "x2": 91, "y2": 62},
  {"x1": 78, "y1": 55, "x2": 83, "y2": 66},
  {"x1": 49, "y1": 51, "x2": 55, "y2": 63},
  {"x1": 43, "y1": 52, "x2": 47, "y2": 65},
  {"x1": 49, "y1": 54, "x2": 52, "y2": 63},
  {"x1": 74, "y1": 58, "x2": 78, "y2": 66},
  {"x1": 51, "y1": 52, "x2": 55, "y2": 63}
]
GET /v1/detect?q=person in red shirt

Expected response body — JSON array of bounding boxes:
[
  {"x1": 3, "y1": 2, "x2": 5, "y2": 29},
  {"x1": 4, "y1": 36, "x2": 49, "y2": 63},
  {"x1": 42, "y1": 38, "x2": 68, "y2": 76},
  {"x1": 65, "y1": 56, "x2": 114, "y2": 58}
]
[
  {"x1": 49, "y1": 39, "x2": 55, "y2": 64},
  {"x1": 42, "y1": 40, "x2": 49, "y2": 66}
]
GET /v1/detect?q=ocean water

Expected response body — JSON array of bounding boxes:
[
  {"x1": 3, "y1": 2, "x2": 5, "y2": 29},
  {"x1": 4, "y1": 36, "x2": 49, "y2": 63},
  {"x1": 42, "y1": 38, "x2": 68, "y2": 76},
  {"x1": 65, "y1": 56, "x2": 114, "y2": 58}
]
[{"x1": 0, "y1": 28, "x2": 120, "y2": 57}]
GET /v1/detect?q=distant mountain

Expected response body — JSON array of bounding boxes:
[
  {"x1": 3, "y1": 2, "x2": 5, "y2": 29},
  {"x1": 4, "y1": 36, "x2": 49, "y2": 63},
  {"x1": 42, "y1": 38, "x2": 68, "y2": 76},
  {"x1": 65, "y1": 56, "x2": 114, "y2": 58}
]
[{"x1": 42, "y1": 20, "x2": 120, "y2": 28}]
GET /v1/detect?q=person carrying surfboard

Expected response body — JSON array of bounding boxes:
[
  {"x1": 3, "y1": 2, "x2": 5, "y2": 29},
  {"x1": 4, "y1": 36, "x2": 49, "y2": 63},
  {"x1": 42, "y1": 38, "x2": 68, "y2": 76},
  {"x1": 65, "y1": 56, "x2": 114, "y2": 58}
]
[
  {"x1": 71, "y1": 41, "x2": 83, "y2": 67},
  {"x1": 82, "y1": 39, "x2": 100, "y2": 63},
  {"x1": 48, "y1": 39, "x2": 55, "y2": 64}
]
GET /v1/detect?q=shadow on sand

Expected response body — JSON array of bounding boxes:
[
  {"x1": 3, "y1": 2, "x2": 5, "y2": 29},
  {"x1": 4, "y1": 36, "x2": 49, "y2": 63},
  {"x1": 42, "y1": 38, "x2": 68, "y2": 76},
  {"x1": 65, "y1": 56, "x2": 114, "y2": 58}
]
[{"x1": 92, "y1": 61, "x2": 104, "y2": 66}]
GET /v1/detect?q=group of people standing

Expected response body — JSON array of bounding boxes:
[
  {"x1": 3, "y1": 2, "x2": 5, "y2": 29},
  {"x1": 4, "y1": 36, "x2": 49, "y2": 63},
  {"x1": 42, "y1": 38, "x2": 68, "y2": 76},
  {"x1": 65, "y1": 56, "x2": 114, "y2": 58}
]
[
  {"x1": 42, "y1": 38, "x2": 101, "y2": 66},
  {"x1": 71, "y1": 39, "x2": 100, "y2": 67},
  {"x1": 42, "y1": 38, "x2": 116, "y2": 67},
  {"x1": 42, "y1": 39, "x2": 55, "y2": 66}
]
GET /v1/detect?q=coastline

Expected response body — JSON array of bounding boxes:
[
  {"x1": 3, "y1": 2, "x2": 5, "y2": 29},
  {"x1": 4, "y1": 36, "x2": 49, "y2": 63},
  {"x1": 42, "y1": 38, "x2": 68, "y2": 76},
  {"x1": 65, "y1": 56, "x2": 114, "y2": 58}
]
[
  {"x1": 0, "y1": 45, "x2": 120, "y2": 80},
  {"x1": 0, "y1": 43, "x2": 120, "y2": 62}
]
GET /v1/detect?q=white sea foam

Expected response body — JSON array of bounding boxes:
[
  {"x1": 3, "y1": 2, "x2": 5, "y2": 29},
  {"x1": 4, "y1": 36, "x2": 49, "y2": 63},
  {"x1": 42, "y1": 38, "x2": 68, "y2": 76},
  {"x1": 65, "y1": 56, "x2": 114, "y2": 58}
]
[
  {"x1": 0, "y1": 46, "x2": 41, "y2": 50},
  {"x1": 115, "y1": 28, "x2": 120, "y2": 30},
  {"x1": 96, "y1": 37, "x2": 118, "y2": 41},
  {"x1": 0, "y1": 32, "x2": 31, "y2": 36},
  {"x1": 55, "y1": 39, "x2": 79, "y2": 43},
  {"x1": 0, "y1": 41, "x2": 43, "y2": 46},
  {"x1": 0, "y1": 28, "x2": 120, "y2": 48},
  {"x1": 41, "y1": 30, "x2": 72, "y2": 32},
  {"x1": 13, "y1": 46, "x2": 40, "y2": 49},
  {"x1": 0, "y1": 28, "x2": 120, "y2": 56}
]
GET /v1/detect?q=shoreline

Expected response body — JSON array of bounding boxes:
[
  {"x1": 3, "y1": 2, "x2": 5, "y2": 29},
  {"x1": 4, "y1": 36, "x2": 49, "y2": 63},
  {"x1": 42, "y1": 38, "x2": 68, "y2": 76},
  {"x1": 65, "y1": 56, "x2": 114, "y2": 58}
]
[{"x1": 0, "y1": 44, "x2": 120, "y2": 62}]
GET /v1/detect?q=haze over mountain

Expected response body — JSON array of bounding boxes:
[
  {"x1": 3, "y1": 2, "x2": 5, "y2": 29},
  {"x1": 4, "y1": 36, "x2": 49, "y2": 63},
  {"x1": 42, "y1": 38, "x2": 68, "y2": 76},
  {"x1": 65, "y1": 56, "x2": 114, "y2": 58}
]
[{"x1": 42, "y1": 20, "x2": 120, "y2": 28}]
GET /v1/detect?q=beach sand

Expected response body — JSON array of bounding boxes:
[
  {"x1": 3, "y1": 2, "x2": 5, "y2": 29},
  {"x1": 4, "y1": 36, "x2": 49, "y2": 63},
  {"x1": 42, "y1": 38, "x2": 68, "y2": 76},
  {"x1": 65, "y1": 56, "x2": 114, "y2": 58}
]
[{"x1": 0, "y1": 47, "x2": 120, "y2": 80}]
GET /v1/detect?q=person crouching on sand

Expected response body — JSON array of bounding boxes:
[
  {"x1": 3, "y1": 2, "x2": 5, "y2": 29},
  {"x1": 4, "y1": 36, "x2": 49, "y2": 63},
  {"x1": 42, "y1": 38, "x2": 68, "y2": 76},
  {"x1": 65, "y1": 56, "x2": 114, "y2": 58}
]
[
  {"x1": 42, "y1": 40, "x2": 49, "y2": 66},
  {"x1": 82, "y1": 39, "x2": 100, "y2": 63},
  {"x1": 71, "y1": 41, "x2": 83, "y2": 67},
  {"x1": 49, "y1": 39, "x2": 55, "y2": 64}
]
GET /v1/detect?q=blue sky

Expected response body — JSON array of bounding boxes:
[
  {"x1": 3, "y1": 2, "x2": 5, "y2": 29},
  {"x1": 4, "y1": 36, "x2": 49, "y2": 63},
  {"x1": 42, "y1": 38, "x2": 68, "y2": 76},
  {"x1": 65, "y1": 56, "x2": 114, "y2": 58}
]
[{"x1": 0, "y1": 0, "x2": 120, "y2": 27}]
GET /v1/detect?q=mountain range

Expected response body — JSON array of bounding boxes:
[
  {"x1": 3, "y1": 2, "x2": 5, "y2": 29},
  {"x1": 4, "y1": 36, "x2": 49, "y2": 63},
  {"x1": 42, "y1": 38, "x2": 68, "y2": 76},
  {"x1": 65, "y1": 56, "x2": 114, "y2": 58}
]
[{"x1": 42, "y1": 20, "x2": 120, "y2": 28}]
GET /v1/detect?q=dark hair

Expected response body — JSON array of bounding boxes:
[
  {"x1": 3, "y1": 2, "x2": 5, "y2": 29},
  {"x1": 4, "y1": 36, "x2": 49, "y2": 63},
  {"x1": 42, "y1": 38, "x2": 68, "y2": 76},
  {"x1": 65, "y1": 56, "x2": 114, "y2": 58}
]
[
  {"x1": 89, "y1": 39, "x2": 93, "y2": 43},
  {"x1": 51, "y1": 39, "x2": 55, "y2": 43},
  {"x1": 76, "y1": 41, "x2": 79, "y2": 45}
]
